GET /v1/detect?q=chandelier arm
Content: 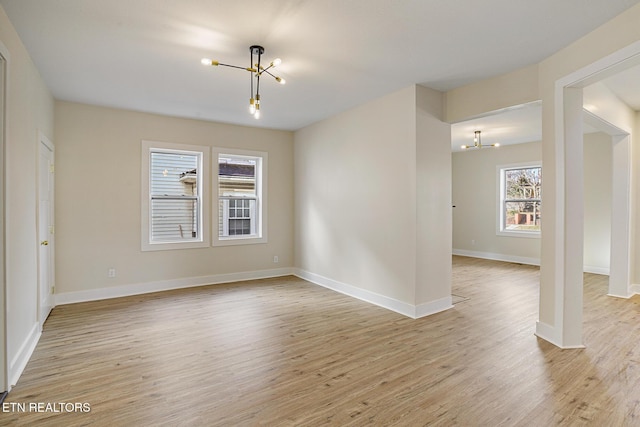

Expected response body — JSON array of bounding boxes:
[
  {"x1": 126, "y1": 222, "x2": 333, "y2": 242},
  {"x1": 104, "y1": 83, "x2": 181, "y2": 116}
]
[
  {"x1": 261, "y1": 69, "x2": 281, "y2": 80},
  {"x1": 216, "y1": 62, "x2": 255, "y2": 71}
]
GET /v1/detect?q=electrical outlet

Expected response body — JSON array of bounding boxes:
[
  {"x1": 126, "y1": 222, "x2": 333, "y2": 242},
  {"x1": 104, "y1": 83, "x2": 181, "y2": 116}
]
[
  {"x1": 273, "y1": 255, "x2": 279, "y2": 263},
  {"x1": 108, "y1": 268, "x2": 116, "y2": 278}
]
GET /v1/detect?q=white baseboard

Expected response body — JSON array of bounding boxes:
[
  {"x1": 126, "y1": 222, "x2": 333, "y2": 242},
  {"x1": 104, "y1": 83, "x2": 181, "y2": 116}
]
[
  {"x1": 453, "y1": 249, "x2": 610, "y2": 275},
  {"x1": 452, "y1": 249, "x2": 540, "y2": 266},
  {"x1": 583, "y1": 265, "x2": 610, "y2": 275},
  {"x1": 535, "y1": 321, "x2": 559, "y2": 347},
  {"x1": 294, "y1": 268, "x2": 452, "y2": 319},
  {"x1": 630, "y1": 284, "x2": 640, "y2": 295},
  {"x1": 55, "y1": 267, "x2": 295, "y2": 305},
  {"x1": 9, "y1": 322, "x2": 41, "y2": 389},
  {"x1": 416, "y1": 297, "x2": 454, "y2": 318},
  {"x1": 535, "y1": 320, "x2": 585, "y2": 349}
]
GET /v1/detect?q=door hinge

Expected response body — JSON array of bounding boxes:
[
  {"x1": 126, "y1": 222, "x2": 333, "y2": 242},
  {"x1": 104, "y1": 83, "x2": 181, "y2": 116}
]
[
  {"x1": 49, "y1": 225, "x2": 55, "y2": 234},
  {"x1": 51, "y1": 286, "x2": 55, "y2": 294},
  {"x1": 50, "y1": 164, "x2": 55, "y2": 173}
]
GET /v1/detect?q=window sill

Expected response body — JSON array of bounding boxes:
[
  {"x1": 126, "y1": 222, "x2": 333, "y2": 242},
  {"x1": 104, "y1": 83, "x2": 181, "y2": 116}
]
[
  {"x1": 496, "y1": 230, "x2": 541, "y2": 239},
  {"x1": 142, "y1": 240, "x2": 210, "y2": 251},
  {"x1": 213, "y1": 236, "x2": 268, "y2": 247}
]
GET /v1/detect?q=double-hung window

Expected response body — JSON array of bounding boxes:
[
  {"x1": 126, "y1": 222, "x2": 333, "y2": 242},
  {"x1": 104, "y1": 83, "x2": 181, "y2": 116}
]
[
  {"x1": 214, "y1": 148, "x2": 267, "y2": 245},
  {"x1": 141, "y1": 140, "x2": 210, "y2": 250},
  {"x1": 498, "y1": 163, "x2": 541, "y2": 237}
]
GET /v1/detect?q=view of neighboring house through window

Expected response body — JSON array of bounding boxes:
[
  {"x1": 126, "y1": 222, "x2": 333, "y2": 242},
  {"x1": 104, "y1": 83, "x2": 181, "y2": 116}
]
[
  {"x1": 150, "y1": 151, "x2": 200, "y2": 241},
  {"x1": 218, "y1": 154, "x2": 259, "y2": 238},
  {"x1": 213, "y1": 147, "x2": 267, "y2": 246},
  {"x1": 499, "y1": 164, "x2": 541, "y2": 235},
  {"x1": 141, "y1": 140, "x2": 210, "y2": 251}
]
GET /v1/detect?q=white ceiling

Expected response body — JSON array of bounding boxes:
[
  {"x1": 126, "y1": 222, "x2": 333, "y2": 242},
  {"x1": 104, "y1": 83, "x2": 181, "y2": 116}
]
[{"x1": 1, "y1": 0, "x2": 639, "y2": 132}]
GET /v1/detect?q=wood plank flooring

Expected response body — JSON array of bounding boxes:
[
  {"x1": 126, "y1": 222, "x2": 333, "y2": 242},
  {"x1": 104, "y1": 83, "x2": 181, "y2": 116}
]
[{"x1": 3, "y1": 256, "x2": 640, "y2": 426}]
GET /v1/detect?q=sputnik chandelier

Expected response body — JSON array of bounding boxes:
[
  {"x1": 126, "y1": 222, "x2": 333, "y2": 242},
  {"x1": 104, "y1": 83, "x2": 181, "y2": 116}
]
[
  {"x1": 461, "y1": 130, "x2": 500, "y2": 149},
  {"x1": 201, "y1": 45, "x2": 285, "y2": 119}
]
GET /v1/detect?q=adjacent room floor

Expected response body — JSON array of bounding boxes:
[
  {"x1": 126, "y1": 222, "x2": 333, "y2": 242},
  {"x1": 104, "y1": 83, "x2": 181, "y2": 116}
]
[{"x1": 3, "y1": 256, "x2": 640, "y2": 426}]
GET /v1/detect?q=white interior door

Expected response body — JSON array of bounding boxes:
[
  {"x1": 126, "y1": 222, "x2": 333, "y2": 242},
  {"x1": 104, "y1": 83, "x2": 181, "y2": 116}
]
[
  {"x1": 0, "y1": 46, "x2": 7, "y2": 395},
  {"x1": 38, "y1": 135, "x2": 54, "y2": 325}
]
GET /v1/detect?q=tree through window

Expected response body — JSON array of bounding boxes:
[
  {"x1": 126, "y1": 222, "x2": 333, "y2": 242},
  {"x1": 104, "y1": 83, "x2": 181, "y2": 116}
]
[{"x1": 501, "y1": 165, "x2": 541, "y2": 233}]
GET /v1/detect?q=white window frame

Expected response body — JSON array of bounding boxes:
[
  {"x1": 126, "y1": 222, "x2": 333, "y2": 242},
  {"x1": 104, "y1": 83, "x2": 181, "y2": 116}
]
[
  {"x1": 497, "y1": 161, "x2": 542, "y2": 238},
  {"x1": 213, "y1": 147, "x2": 268, "y2": 246},
  {"x1": 141, "y1": 140, "x2": 210, "y2": 251}
]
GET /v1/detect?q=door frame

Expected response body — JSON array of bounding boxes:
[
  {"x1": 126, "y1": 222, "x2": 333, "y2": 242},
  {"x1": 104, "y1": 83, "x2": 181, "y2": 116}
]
[
  {"x1": 536, "y1": 40, "x2": 640, "y2": 348},
  {"x1": 0, "y1": 41, "x2": 8, "y2": 395},
  {"x1": 37, "y1": 132, "x2": 54, "y2": 326}
]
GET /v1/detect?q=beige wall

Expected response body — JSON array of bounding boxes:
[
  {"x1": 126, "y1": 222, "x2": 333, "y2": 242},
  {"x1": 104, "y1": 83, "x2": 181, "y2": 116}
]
[
  {"x1": 583, "y1": 132, "x2": 613, "y2": 273},
  {"x1": 452, "y1": 141, "x2": 542, "y2": 262},
  {"x1": 0, "y1": 5, "x2": 55, "y2": 386},
  {"x1": 445, "y1": 64, "x2": 539, "y2": 124},
  {"x1": 54, "y1": 101, "x2": 293, "y2": 294},
  {"x1": 294, "y1": 86, "x2": 417, "y2": 303},
  {"x1": 415, "y1": 86, "x2": 451, "y2": 305},
  {"x1": 294, "y1": 85, "x2": 451, "y2": 313}
]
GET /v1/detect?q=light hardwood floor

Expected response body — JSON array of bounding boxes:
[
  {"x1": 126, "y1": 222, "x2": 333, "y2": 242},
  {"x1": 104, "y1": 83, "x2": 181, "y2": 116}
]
[{"x1": 3, "y1": 256, "x2": 640, "y2": 426}]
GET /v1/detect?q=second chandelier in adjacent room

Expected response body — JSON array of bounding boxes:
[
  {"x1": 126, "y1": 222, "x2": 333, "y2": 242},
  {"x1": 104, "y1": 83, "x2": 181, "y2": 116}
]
[{"x1": 461, "y1": 130, "x2": 500, "y2": 149}]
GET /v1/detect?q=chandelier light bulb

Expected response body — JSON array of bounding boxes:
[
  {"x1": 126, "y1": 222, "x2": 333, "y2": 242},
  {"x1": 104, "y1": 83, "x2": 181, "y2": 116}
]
[
  {"x1": 249, "y1": 98, "x2": 256, "y2": 115},
  {"x1": 494, "y1": 143, "x2": 500, "y2": 147},
  {"x1": 254, "y1": 109, "x2": 261, "y2": 119},
  {"x1": 461, "y1": 145, "x2": 468, "y2": 149},
  {"x1": 201, "y1": 58, "x2": 220, "y2": 66},
  {"x1": 276, "y1": 77, "x2": 286, "y2": 85},
  {"x1": 272, "y1": 58, "x2": 282, "y2": 67}
]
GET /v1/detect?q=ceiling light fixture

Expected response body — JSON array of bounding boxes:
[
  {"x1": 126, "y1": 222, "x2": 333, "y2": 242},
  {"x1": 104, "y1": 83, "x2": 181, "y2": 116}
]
[
  {"x1": 461, "y1": 130, "x2": 500, "y2": 149},
  {"x1": 201, "y1": 45, "x2": 285, "y2": 119}
]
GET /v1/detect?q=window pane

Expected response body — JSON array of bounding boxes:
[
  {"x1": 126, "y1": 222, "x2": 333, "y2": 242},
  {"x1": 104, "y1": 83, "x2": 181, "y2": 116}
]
[
  {"x1": 151, "y1": 152, "x2": 198, "y2": 196},
  {"x1": 229, "y1": 219, "x2": 251, "y2": 235},
  {"x1": 219, "y1": 156, "x2": 256, "y2": 198},
  {"x1": 504, "y1": 201, "x2": 541, "y2": 231},
  {"x1": 151, "y1": 198, "x2": 199, "y2": 241},
  {"x1": 505, "y1": 167, "x2": 541, "y2": 201},
  {"x1": 150, "y1": 151, "x2": 200, "y2": 242},
  {"x1": 219, "y1": 198, "x2": 256, "y2": 237}
]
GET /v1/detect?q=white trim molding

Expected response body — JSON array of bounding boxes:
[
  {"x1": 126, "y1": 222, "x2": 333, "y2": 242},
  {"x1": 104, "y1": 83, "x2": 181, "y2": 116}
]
[
  {"x1": 453, "y1": 248, "x2": 540, "y2": 266},
  {"x1": 416, "y1": 297, "x2": 454, "y2": 319},
  {"x1": 535, "y1": 321, "x2": 585, "y2": 350},
  {"x1": 453, "y1": 249, "x2": 611, "y2": 275},
  {"x1": 9, "y1": 323, "x2": 41, "y2": 388},
  {"x1": 55, "y1": 268, "x2": 294, "y2": 305},
  {"x1": 583, "y1": 265, "x2": 610, "y2": 276},
  {"x1": 294, "y1": 269, "x2": 452, "y2": 319}
]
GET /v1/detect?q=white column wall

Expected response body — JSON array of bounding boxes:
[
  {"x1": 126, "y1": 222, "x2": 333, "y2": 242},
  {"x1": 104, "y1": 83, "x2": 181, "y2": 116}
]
[
  {"x1": 294, "y1": 86, "x2": 418, "y2": 306},
  {"x1": 415, "y1": 86, "x2": 452, "y2": 309}
]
